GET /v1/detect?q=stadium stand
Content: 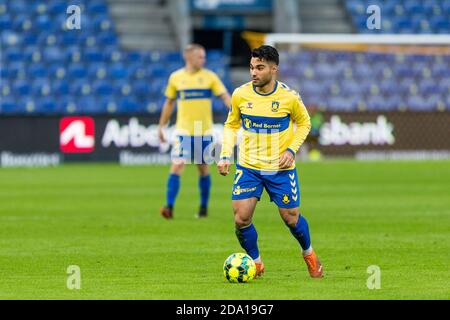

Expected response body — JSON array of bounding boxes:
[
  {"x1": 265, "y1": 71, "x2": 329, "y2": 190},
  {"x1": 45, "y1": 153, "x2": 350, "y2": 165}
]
[
  {"x1": 280, "y1": 48, "x2": 450, "y2": 112},
  {"x1": 275, "y1": 0, "x2": 450, "y2": 112},
  {"x1": 345, "y1": 0, "x2": 450, "y2": 34},
  {"x1": 1, "y1": 0, "x2": 448, "y2": 115},
  {"x1": 0, "y1": 0, "x2": 231, "y2": 115}
]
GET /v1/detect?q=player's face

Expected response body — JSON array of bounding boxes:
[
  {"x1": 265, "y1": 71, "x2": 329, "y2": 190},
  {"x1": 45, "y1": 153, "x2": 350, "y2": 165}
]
[
  {"x1": 250, "y1": 58, "x2": 277, "y2": 87},
  {"x1": 186, "y1": 48, "x2": 206, "y2": 70}
]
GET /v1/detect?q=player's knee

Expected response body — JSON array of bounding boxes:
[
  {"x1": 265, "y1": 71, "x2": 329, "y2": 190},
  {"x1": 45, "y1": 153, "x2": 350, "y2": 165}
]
[
  {"x1": 280, "y1": 209, "x2": 299, "y2": 227},
  {"x1": 171, "y1": 162, "x2": 185, "y2": 175},
  {"x1": 234, "y1": 216, "x2": 252, "y2": 228},
  {"x1": 233, "y1": 210, "x2": 252, "y2": 227},
  {"x1": 197, "y1": 164, "x2": 209, "y2": 176}
]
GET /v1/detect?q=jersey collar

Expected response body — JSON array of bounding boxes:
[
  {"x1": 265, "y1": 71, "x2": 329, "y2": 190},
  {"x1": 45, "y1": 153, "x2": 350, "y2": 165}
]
[{"x1": 252, "y1": 80, "x2": 278, "y2": 96}]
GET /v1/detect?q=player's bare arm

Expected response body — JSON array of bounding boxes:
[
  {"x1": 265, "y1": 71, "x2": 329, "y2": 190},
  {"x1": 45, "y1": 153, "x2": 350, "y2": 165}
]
[
  {"x1": 158, "y1": 98, "x2": 176, "y2": 143},
  {"x1": 219, "y1": 92, "x2": 232, "y2": 110}
]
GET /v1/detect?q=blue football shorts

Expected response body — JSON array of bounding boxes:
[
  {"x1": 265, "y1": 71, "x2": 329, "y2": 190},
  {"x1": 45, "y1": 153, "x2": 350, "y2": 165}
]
[
  {"x1": 171, "y1": 135, "x2": 214, "y2": 164},
  {"x1": 231, "y1": 164, "x2": 300, "y2": 208}
]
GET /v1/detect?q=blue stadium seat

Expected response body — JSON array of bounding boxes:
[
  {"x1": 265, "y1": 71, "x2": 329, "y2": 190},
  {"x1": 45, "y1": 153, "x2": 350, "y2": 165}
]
[
  {"x1": 84, "y1": 48, "x2": 105, "y2": 62},
  {"x1": 442, "y1": 0, "x2": 450, "y2": 12},
  {"x1": 48, "y1": 0, "x2": 67, "y2": 15},
  {"x1": 97, "y1": 32, "x2": 117, "y2": 46},
  {"x1": 132, "y1": 80, "x2": 150, "y2": 98},
  {"x1": 22, "y1": 32, "x2": 38, "y2": 46},
  {"x1": 407, "y1": 95, "x2": 430, "y2": 111},
  {"x1": 0, "y1": 98, "x2": 19, "y2": 114},
  {"x1": 0, "y1": 13, "x2": 13, "y2": 30},
  {"x1": 35, "y1": 97, "x2": 57, "y2": 113},
  {"x1": 35, "y1": 14, "x2": 53, "y2": 31},
  {"x1": 8, "y1": 0, "x2": 28, "y2": 14},
  {"x1": 23, "y1": 46, "x2": 41, "y2": 63},
  {"x1": 43, "y1": 46, "x2": 65, "y2": 63},
  {"x1": 88, "y1": 1, "x2": 109, "y2": 14},
  {"x1": 47, "y1": 64, "x2": 66, "y2": 79},
  {"x1": 29, "y1": 63, "x2": 48, "y2": 79},
  {"x1": 327, "y1": 96, "x2": 358, "y2": 112},
  {"x1": 97, "y1": 97, "x2": 118, "y2": 113},
  {"x1": 4, "y1": 61, "x2": 25, "y2": 79},
  {"x1": 67, "y1": 63, "x2": 87, "y2": 79},
  {"x1": 147, "y1": 65, "x2": 168, "y2": 78},
  {"x1": 92, "y1": 80, "x2": 113, "y2": 96},
  {"x1": 70, "y1": 80, "x2": 91, "y2": 96},
  {"x1": 117, "y1": 97, "x2": 141, "y2": 113},
  {"x1": 5, "y1": 46, "x2": 24, "y2": 62},
  {"x1": 32, "y1": 79, "x2": 52, "y2": 97},
  {"x1": 52, "y1": 79, "x2": 70, "y2": 96},
  {"x1": 77, "y1": 96, "x2": 100, "y2": 113},
  {"x1": 92, "y1": 15, "x2": 112, "y2": 31},
  {"x1": 430, "y1": 16, "x2": 450, "y2": 31},
  {"x1": 86, "y1": 63, "x2": 106, "y2": 79},
  {"x1": 385, "y1": 95, "x2": 403, "y2": 111},
  {"x1": 13, "y1": 80, "x2": 31, "y2": 96},
  {"x1": 110, "y1": 63, "x2": 130, "y2": 80}
]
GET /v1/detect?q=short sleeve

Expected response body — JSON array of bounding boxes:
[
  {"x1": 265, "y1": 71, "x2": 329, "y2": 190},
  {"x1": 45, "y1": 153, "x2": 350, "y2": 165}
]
[
  {"x1": 164, "y1": 74, "x2": 177, "y2": 100},
  {"x1": 210, "y1": 72, "x2": 227, "y2": 97}
]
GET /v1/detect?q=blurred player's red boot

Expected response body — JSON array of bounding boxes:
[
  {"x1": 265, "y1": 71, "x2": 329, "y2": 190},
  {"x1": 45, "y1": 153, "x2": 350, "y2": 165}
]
[
  {"x1": 160, "y1": 206, "x2": 173, "y2": 219},
  {"x1": 255, "y1": 262, "x2": 265, "y2": 278},
  {"x1": 303, "y1": 250, "x2": 323, "y2": 278}
]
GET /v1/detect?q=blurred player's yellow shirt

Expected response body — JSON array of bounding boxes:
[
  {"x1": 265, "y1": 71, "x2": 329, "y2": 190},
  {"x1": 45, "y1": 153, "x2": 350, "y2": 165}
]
[
  {"x1": 165, "y1": 68, "x2": 227, "y2": 136},
  {"x1": 220, "y1": 81, "x2": 311, "y2": 171}
]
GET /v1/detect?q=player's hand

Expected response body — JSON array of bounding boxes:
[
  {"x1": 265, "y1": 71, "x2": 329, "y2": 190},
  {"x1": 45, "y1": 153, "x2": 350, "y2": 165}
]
[
  {"x1": 158, "y1": 126, "x2": 166, "y2": 143},
  {"x1": 279, "y1": 150, "x2": 295, "y2": 169},
  {"x1": 217, "y1": 159, "x2": 231, "y2": 176}
]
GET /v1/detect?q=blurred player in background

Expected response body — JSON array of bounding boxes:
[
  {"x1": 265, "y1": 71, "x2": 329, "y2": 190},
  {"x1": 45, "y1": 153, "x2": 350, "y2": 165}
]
[
  {"x1": 158, "y1": 44, "x2": 231, "y2": 219},
  {"x1": 217, "y1": 45, "x2": 323, "y2": 278}
]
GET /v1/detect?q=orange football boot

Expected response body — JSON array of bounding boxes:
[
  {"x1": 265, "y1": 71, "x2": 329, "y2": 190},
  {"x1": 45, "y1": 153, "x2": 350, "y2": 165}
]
[
  {"x1": 160, "y1": 206, "x2": 173, "y2": 219},
  {"x1": 303, "y1": 250, "x2": 323, "y2": 278},
  {"x1": 255, "y1": 262, "x2": 265, "y2": 278}
]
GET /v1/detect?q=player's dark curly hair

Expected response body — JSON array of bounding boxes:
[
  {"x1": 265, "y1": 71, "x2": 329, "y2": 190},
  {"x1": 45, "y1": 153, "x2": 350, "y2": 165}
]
[{"x1": 251, "y1": 45, "x2": 279, "y2": 65}]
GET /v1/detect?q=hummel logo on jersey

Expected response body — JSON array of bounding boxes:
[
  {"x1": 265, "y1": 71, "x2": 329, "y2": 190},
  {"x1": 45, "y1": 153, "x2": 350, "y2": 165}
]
[
  {"x1": 246, "y1": 102, "x2": 253, "y2": 109},
  {"x1": 60, "y1": 116, "x2": 95, "y2": 153}
]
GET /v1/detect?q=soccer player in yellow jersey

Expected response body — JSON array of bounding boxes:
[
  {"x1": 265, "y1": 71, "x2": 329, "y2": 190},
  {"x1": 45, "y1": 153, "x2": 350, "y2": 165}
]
[
  {"x1": 218, "y1": 45, "x2": 323, "y2": 278},
  {"x1": 158, "y1": 44, "x2": 231, "y2": 219}
]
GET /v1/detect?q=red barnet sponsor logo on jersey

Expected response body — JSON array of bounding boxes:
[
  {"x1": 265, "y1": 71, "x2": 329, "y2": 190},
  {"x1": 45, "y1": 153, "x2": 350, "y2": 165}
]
[{"x1": 60, "y1": 117, "x2": 95, "y2": 153}]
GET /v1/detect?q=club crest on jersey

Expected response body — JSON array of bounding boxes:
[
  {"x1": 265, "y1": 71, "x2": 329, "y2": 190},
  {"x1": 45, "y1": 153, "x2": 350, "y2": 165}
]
[
  {"x1": 271, "y1": 101, "x2": 280, "y2": 112},
  {"x1": 282, "y1": 194, "x2": 290, "y2": 204},
  {"x1": 244, "y1": 118, "x2": 252, "y2": 129}
]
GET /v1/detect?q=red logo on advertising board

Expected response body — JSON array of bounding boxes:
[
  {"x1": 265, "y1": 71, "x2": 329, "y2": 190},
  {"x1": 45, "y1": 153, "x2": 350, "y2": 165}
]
[{"x1": 60, "y1": 117, "x2": 95, "y2": 153}]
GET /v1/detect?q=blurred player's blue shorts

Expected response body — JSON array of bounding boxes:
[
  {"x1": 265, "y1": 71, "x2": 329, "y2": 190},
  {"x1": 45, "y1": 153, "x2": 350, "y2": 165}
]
[
  {"x1": 231, "y1": 164, "x2": 300, "y2": 208},
  {"x1": 171, "y1": 135, "x2": 214, "y2": 164}
]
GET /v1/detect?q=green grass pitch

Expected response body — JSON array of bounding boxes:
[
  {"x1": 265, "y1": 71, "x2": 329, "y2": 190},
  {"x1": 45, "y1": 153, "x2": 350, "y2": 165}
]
[{"x1": 0, "y1": 160, "x2": 449, "y2": 299}]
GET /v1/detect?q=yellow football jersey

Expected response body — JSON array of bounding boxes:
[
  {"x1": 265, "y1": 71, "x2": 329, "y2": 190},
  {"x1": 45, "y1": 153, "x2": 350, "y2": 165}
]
[
  {"x1": 165, "y1": 68, "x2": 227, "y2": 136},
  {"x1": 220, "y1": 80, "x2": 311, "y2": 171}
]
